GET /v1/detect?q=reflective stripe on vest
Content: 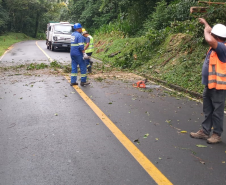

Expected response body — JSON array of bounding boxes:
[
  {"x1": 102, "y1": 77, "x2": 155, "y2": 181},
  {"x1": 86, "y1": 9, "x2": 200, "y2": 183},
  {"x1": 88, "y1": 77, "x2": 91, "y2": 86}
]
[
  {"x1": 85, "y1": 35, "x2": 94, "y2": 53},
  {"x1": 71, "y1": 43, "x2": 84, "y2": 47},
  {"x1": 208, "y1": 43, "x2": 226, "y2": 90}
]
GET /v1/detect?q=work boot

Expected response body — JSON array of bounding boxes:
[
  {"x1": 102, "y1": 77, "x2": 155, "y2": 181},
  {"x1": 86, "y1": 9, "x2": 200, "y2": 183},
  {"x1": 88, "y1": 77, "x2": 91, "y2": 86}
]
[
  {"x1": 80, "y1": 82, "x2": 90, "y2": 87},
  {"x1": 88, "y1": 67, "x2": 92, "y2": 73},
  {"x1": 190, "y1": 130, "x2": 209, "y2": 139},
  {"x1": 207, "y1": 133, "x2": 221, "y2": 144},
  {"x1": 70, "y1": 82, "x2": 78, "y2": 86}
]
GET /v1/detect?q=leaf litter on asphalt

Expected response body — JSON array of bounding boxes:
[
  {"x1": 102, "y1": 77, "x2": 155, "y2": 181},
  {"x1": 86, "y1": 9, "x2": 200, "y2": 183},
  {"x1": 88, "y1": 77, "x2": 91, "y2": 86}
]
[
  {"x1": 133, "y1": 139, "x2": 140, "y2": 145},
  {"x1": 196, "y1": 145, "x2": 207, "y2": 148},
  {"x1": 143, "y1": 133, "x2": 149, "y2": 138}
]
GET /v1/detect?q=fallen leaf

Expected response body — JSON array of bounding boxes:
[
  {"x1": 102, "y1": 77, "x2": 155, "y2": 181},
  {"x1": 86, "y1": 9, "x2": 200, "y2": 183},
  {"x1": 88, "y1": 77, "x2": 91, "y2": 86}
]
[
  {"x1": 196, "y1": 145, "x2": 207, "y2": 148},
  {"x1": 158, "y1": 157, "x2": 162, "y2": 160},
  {"x1": 200, "y1": 161, "x2": 205, "y2": 164},
  {"x1": 143, "y1": 133, "x2": 149, "y2": 138},
  {"x1": 155, "y1": 138, "x2": 159, "y2": 141},
  {"x1": 108, "y1": 102, "x2": 112, "y2": 104},
  {"x1": 222, "y1": 161, "x2": 225, "y2": 164},
  {"x1": 180, "y1": 131, "x2": 187, "y2": 133},
  {"x1": 71, "y1": 92, "x2": 75, "y2": 94},
  {"x1": 55, "y1": 113, "x2": 58, "y2": 116},
  {"x1": 133, "y1": 139, "x2": 140, "y2": 144},
  {"x1": 165, "y1": 120, "x2": 171, "y2": 123}
]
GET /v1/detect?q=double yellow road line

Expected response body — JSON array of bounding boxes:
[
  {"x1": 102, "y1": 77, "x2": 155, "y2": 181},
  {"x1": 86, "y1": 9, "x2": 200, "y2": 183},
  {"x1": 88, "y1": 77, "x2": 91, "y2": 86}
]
[{"x1": 36, "y1": 41, "x2": 173, "y2": 185}]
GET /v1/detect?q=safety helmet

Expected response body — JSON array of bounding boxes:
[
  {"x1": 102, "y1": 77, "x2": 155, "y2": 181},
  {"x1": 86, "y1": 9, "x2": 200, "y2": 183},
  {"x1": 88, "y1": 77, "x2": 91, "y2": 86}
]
[
  {"x1": 74, "y1": 23, "x2": 82, "y2": 30},
  {"x1": 82, "y1": 28, "x2": 86, "y2": 32},
  {"x1": 82, "y1": 31, "x2": 88, "y2": 35},
  {"x1": 211, "y1": 24, "x2": 226, "y2": 38}
]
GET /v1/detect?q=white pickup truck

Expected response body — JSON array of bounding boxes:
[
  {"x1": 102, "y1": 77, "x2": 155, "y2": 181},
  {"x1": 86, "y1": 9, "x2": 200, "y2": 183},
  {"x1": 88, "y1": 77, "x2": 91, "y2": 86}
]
[{"x1": 46, "y1": 22, "x2": 74, "y2": 51}]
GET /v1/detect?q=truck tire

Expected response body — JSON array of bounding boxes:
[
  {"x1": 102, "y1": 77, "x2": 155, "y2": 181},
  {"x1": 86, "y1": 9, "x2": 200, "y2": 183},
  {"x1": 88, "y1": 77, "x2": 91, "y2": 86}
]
[{"x1": 51, "y1": 44, "x2": 55, "y2": 51}]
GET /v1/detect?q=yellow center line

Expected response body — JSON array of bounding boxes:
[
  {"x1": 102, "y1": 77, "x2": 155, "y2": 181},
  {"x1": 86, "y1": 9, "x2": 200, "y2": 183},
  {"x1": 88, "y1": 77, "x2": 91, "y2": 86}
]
[
  {"x1": 36, "y1": 41, "x2": 53, "y2": 62},
  {"x1": 36, "y1": 42, "x2": 173, "y2": 185},
  {"x1": 64, "y1": 77, "x2": 173, "y2": 185}
]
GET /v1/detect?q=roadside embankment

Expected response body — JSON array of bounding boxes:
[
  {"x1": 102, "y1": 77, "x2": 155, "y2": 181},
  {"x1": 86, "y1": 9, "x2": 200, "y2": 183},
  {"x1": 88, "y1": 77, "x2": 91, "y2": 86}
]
[{"x1": 93, "y1": 33, "x2": 208, "y2": 95}]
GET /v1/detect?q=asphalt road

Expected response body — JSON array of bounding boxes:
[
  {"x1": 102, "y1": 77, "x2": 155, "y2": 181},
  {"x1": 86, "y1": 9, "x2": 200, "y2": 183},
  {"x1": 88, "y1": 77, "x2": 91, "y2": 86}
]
[{"x1": 0, "y1": 40, "x2": 226, "y2": 185}]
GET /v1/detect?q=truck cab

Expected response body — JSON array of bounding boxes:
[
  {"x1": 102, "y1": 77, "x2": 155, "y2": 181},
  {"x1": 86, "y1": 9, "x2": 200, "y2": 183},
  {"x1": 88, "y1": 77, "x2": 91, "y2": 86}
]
[{"x1": 46, "y1": 22, "x2": 74, "y2": 51}]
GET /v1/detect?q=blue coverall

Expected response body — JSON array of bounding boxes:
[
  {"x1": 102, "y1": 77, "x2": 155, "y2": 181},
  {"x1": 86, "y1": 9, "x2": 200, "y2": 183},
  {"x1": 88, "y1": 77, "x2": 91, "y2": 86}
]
[{"x1": 70, "y1": 31, "x2": 87, "y2": 83}]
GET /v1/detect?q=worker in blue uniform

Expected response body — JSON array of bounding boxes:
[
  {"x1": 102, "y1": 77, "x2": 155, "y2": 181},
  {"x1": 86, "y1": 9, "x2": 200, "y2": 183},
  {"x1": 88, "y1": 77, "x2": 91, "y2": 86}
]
[{"x1": 70, "y1": 23, "x2": 90, "y2": 86}]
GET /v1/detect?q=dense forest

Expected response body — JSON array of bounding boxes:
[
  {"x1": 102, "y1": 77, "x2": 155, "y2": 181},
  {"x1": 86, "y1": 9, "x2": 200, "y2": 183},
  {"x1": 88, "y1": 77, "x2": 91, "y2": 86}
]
[{"x1": 0, "y1": 0, "x2": 226, "y2": 37}]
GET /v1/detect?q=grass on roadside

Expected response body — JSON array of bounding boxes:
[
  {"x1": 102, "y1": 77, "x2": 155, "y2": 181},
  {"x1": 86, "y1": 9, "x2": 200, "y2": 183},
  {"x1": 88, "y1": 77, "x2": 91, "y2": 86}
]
[
  {"x1": 0, "y1": 32, "x2": 34, "y2": 56},
  {"x1": 93, "y1": 32, "x2": 208, "y2": 94}
]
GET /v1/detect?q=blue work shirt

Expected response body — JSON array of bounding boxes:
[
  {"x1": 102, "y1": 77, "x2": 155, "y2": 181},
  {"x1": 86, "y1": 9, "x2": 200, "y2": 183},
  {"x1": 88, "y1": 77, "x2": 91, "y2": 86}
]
[
  {"x1": 202, "y1": 42, "x2": 226, "y2": 85},
  {"x1": 70, "y1": 31, "x2": 84, "y2": 56}
]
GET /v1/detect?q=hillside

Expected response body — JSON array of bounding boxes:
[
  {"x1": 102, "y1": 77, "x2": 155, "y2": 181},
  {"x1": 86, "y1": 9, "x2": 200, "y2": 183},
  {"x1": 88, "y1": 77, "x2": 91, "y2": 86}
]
[{"x1": 93, "y1": 30, "x2": 209, "y2": 94}]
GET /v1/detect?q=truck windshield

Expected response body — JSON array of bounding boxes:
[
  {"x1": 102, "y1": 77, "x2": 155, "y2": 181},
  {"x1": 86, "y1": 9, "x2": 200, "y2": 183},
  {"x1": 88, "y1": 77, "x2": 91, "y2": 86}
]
[{"x1": 54, "y1": 25, "x2": 72, "y2": 34}]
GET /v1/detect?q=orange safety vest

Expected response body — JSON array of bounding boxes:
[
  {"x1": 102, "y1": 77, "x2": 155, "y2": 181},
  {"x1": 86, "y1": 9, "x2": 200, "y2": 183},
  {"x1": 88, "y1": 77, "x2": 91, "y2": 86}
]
[{"x1": 208, "y1": 43, "x2": 226, "y2": 90}]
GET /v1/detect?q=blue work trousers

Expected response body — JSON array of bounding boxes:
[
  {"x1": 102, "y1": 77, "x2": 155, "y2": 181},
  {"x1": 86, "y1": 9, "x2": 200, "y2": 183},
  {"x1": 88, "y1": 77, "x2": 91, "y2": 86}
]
[
  {"x1": 71, "y1": 55, "x2": 87, "y2": 83},
  {"x1": 85, "y1": 52, "x2": 93, "y2": 69}
]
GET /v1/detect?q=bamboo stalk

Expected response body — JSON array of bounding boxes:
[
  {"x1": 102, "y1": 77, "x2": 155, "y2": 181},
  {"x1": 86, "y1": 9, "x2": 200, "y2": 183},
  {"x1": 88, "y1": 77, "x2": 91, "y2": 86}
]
[
  {"x1": 190, "y1": 6, "x2": 208, "y2": 13},
  {"x1": 198, "y1": 1, "x2": 226, "y2": 5}
]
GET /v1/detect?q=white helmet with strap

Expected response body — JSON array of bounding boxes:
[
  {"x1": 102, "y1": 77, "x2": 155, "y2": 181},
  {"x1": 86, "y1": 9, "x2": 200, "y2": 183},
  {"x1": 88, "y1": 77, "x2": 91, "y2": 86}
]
[{"x1": 211, "y1": 24, "x2": 226, "y2": 38}]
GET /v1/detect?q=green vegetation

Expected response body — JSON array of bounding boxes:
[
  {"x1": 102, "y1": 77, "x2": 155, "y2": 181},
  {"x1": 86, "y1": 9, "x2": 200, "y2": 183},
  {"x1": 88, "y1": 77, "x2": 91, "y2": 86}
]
[
  {"x1": 92, "y1": 0, "x2": 226, "y2": 94},
  {"x1": 1, "y1": 0, "x2": 226, "y2": 94},
  {"x1": 0, "y1": 32, "x2": 33, "y2": 56},
  {"x1": 0, "y1": 0, "x2": 69, "y2": 37},
  {"x1": 26, "y1": 63, "x2": 48, "y2": 70},
  {"x1": 93, "y1": 31, "x2": 206, "y2": 93},
  {"x1": 0, "y1": 60, "x2": 71, "y2": 73}
]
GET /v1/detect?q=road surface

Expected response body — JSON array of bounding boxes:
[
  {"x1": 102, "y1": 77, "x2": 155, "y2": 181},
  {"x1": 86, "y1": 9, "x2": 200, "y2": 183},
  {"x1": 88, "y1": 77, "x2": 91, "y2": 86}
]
[{"x1": 0, "y1": 40, "x2": 226, "y2": 185}]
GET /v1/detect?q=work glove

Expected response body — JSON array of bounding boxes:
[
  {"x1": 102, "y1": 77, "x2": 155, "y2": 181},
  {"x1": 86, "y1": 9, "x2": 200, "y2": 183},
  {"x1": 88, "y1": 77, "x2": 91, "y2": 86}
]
[{"x1": 83, "y1": 53, "x2": 90, "y2": 60}]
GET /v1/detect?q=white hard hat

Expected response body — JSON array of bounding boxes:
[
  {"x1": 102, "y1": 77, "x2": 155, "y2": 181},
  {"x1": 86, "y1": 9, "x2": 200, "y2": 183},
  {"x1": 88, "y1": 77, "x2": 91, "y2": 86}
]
[
  {"x1": 211, "y1": 24, "x2": 226, "y2": 38},
  {"x1": 82, "y1": 31, "x2": 88, "y2": 35}
]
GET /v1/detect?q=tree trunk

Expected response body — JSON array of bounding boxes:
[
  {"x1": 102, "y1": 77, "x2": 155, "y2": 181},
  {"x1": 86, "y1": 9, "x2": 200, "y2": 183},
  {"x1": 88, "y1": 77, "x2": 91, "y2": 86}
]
[{"x1": 34, "y1": 11, "x2": 40, "y2": 38}]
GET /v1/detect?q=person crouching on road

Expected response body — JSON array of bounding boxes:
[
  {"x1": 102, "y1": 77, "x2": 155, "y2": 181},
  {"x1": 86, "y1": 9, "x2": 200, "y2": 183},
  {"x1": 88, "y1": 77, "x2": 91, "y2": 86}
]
[
  {"x1": 70, "y1": 23, "x2": 90, "y2": 87},
  {"x1": 82, "y1": 31, "x2": 94, "y2": 73},
  {"x1": 190, "y1": 18, "x2": 226, "y2": 144}
]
